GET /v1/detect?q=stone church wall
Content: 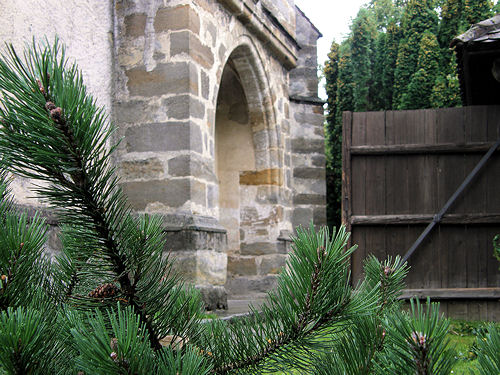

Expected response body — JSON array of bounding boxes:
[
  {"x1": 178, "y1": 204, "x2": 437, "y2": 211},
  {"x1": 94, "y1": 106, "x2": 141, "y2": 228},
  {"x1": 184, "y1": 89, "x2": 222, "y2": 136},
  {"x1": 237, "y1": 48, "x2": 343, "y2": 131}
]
[{"x1": 0, "y1": 0, "x2": 326, "y2": 309}]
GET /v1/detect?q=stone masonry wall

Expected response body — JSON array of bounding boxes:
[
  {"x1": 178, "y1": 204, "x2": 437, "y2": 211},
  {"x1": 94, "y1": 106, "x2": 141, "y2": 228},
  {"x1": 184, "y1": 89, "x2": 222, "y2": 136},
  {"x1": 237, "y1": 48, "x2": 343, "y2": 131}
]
[
  {"x1": 0, "y1": 0, "x2": 327, "y2": 308},
  {"x1": 289, "y1": 7, "x2": 327, "y2": 230}
]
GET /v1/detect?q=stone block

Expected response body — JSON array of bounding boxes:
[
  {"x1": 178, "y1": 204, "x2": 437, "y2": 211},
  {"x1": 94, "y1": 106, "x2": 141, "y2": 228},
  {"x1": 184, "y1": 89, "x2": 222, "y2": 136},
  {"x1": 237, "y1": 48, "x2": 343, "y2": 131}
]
[
  {"x1": 191, "y1": 179, "x2": 206, "y2": 206},
  {"x1": 225, "y1": 275, "x2": 278, "y2": 296},
  {"x1": 259, "y1": 254, "x2": 287, "y2": 275},
  {"x1": 115, "y1": 99, "x2": 152, "y2": 124},
  {"x1": 207, "y1": 184, "x2": 217, "y2": 209},
  {"x1": 196, "y1": 285, "x2": 227, "y2": 310},
  {"x1": 291, "y1": 138, "x2": 325, "y2": 154},
  {"x1": 293, "y1": 110, "x2": 324, "y2": 125},
  {"x1": 228, "y1": 256, "x2": 257, "y2": 276},
  {"x1": 311, "y1": 155, "x2": 326, "y2": 167},
  {"x1": 126, "y1": 122, "x2": 191, "y2": 152},
  {"x1": 120, "y1": 158, "x2": 164, "y2": 180},
  {"x1": 121, "y1": 178, "x2": 190, "y2": 210},
  {"x1": 164, "y1": 228, "x2": 226, "y2": 252},
  {"x1": 293, "y1": 167, "x2": 325, "y2": 179},
  {"x1": 154, "y1": 5, "x2": 200, "y2": 34},
  {"x1": 293, "y1": 194, "x2": 326, "y2": 205},
  {"x1": 313, "y1": 206, "x2": 327, "y2": 227},
  {"x1": 168, "y1": 154, "x2": 216, "y2": 182},
  {"x1": 163, "y1": 95, "x2": 205, "y2": 120},
  {"x1": 201, "y1": 70, "x2": 210, "y2": 100},
  {"x1": 124, "y1": 13, "x2": 147, "y2": 37},
  {"x1": 196, "y1": 250, "x2": 227, "y2": 285},
  {"x1": 170, "y1": 31, "x2": 214, "y2": 69},
  {"x1": 292, "y1": 207, "x2": 313, "y2": 229},
  {"x1": 240, "y1": 242, "x2": 278, "y2": 256},
  {"x1": 170, "y1": 252, "x2": 197, "y2": 281},
  {"x1": 126, "y1": 62, "x2": 197, "y2": 97},
  {"x1": 239, "y1": 169, "x2": 283, "y2": 186}
]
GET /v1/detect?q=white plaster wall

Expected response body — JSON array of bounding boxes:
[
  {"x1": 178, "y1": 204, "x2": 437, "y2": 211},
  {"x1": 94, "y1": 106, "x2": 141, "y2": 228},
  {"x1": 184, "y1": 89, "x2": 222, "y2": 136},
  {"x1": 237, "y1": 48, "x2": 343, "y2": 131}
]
[{"x1": 0, "y1": 0, "x2": 114, "y2": 205}]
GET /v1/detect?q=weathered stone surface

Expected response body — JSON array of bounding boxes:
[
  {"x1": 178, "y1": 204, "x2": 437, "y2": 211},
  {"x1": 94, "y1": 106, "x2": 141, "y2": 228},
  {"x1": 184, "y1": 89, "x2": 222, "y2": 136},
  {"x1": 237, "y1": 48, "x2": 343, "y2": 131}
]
[
  {"x1": 201, "y1": 70, "x2": 210, "y2": 100},
  {"x1": 126, "y1": 122, "x2": 196, "y2": 153},
  {"x1": 170, "y1": 31, "x2": 214, "y2": 69},
  {"x1": 164, "y1": 228, "x2": 226, "y2": 252},
  {"x1": 197, "y1": 285, "x2": 227, "y2": 310},
  {"x1": 126, "y1": 62, "x2": 197, "y2": 97},
  {"x1": 121, "y1": 178, "x2": 190, "y2": 210},
  {"x1": 293, "y1": 194, "x2": 326, "y2": 205},
  {"x1": 260, "y1": 254, "x2": 287, "y2": 275},
  {"x1": 115, "y1": 99, "x2": 152, "y2": 124},
  {"x1": 226, "y1": 275, "x2": 278, "y2": 296},
  {"x1": 240, "y1": 242, "x2": 278, "y2": 256},
  {"x1": 196, "y1": 250, "x2": 227, "y2": 285},
  {"x1": 163, "y1": 95, "x2": 205, "y2": 120},
  {"x1": 292, "y1": 207, "x2": 313, "y2": 229},
  {"x1": 124, "y1": 13, "x2": 147, "y2": 37},
  {"x1": 120, "y1": 158, "x2": 164, "y2": 180},
  {"x1": 168, "y1": 155, "x2": 216, "y2": 182},
  {"x1": 228, "y1": 256, "x2": 257, "y2": 276},
  {"x1": 192, "y1": 179, "x2": 206, "y2": 206},
  {"x1": 154, "y1": 5, "x2": 200, "y2": 34},
  {"x1": 291, "y1": 138, "x2": 325, "y2": 154},
  {"x1": 293, "y1": 167, "x2": 325, "y2": 179},
  {"x1": 311, "y1": 155, "x2": 326, "y2": 167},
  {"x1": 313, "y1": 207, "x2": 327, "y2": 227},
  {"x1": 239, "y1": 169, "x2": 283, "y2": 186},
  {"x1": 293, "y1": 110, "x2": 324, "y2": 125}
]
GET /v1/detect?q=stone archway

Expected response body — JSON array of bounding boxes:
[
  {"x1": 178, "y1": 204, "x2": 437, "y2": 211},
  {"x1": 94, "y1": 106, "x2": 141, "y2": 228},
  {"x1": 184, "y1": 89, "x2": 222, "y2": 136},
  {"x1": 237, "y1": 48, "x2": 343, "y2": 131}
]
[
  {"x1": 215, "y1": 59, "x2": 255, "y2": 251},
  {"x1": 215, "y1": 43, "x2": 287, "y2": 297}
]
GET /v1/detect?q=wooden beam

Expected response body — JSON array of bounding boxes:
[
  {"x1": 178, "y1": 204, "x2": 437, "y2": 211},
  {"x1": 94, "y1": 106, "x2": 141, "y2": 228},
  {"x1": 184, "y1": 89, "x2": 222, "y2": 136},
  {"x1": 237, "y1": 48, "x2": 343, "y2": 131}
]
[
  {"x1": 342, "y1": 111, "x2": 353, "y2": 243},
  {"x1": 350, "y1": 141, "x2": 498, "y2": 155},
  {"x1": 350, "y1": 213, "x2": 500, "y2": 225},
  {"x1": 400, "y1": 288, "x2": 500, "y2": 300}
]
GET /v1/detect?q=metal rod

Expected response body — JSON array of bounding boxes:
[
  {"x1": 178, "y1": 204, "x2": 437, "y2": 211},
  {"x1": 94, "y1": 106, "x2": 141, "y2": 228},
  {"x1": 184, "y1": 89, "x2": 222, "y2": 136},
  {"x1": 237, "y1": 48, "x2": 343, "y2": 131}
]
[{"x1": 402, "y1": 137, "x2": 500, "y2": 263}]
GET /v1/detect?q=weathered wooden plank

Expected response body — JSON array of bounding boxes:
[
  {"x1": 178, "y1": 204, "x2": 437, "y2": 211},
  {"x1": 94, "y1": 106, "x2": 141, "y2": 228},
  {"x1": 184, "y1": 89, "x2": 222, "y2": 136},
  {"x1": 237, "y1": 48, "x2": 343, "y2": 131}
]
[
  {"x1": 365, "y1": 111, "x2": 385, "y2": 145},
  {"x1": 350, "y1": 213, "x2": 500, "y2": 225},
  {"x1": 463, "y1": 154, "x2": 487, "y2": 214},
  {"x1": 342, "y1": 112, "x2": 353, "y2": 237},
  {"x1": 465, "y1": 105, "x2": 488, "y2": 143},
  {"x1": 364, "y1": 226, "x2": 386, "y2": 263},
  {"x1": 352, "y1": 112, "x2": 367, "y2": 146},
  {"x1": 437, "y1": 107, "x2": 465, "y2": 144},
  {"x1": 446, "y1": 226, "x2": 466, "y2": 288},
  {"x1": 365, "y1": 156, "x2": 385, "y2": 215},
  {"x1": 448, "y1": 301, "x2": 469, "y2": 320},
  {"x1": 350, "y1": 142, "x2": 497, "y2": 155},
  {"x1": 465, "y1": 226, "x2": 479, "y2": 288},
  {"x1": 408, "y1": 155, "x2": 427, "y2": 214},
  {"x1": 351, "y1": 227, "x2": 366, "y2": 285},
  {"x1": 424, "y1": 108, "x2": 438, "y2": 144},
  {"x1": 351, "y1": 157, "x2": 366, "y2": 216},
  {"x1": 385, "y1": 156, "x2": 408, "y2": 215}
]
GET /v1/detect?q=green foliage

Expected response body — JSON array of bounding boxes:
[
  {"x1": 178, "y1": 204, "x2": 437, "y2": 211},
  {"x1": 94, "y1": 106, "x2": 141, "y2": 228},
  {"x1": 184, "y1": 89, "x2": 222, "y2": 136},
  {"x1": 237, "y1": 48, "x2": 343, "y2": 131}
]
[
  {"x1": 378, "y1": 299, "x2": 457, "y2": 375},
  {"x1": 324, "y1": 41, "x2": 342, "y2": 230},
  {"x1": 475, "y1": 324, "x2": 500, "y2": 374},
  {"x1": 400, "y1": 32, "x2": 441, "y2": 109},
  {"x1": 464, "y1": 0, "x2": 493, "y2": 24},
  {"x1": 393, "y1": 0, "x2": 439, "y2": 108},
  {"x1": 351, "y1": 8, "x2": 377, "y2": 112}
]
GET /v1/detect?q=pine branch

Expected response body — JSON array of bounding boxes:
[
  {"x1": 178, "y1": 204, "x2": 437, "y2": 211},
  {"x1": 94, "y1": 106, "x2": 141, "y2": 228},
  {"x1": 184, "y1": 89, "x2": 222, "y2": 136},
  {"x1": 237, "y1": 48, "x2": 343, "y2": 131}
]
[
  {"x1": 0, "y1": 39, "x2": 203, "y2": 352},
  {"x1": 197, "y1": 225, "x2": 374, "y2": 374}
]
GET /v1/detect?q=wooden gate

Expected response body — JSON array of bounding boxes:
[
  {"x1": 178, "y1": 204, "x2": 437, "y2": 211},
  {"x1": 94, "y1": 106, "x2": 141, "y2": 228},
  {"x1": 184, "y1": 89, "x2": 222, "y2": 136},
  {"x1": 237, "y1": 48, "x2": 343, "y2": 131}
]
[{"x1": 342, "y1": 106, "x2": 500, "y2": 320}]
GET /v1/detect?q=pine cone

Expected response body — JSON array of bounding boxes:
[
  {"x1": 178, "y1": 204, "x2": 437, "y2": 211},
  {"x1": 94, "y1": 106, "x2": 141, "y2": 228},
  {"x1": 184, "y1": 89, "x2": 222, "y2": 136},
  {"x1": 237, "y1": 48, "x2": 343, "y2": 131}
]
[
  {"x1": 50, "y1": 107, "x2": 63, "y2": 123},
  {"x1": 45, "y1": 101, "x2": 56, "y2": 111},
  {"x1": 88, "y1": 283, "x2": 119, "y2": 299}
]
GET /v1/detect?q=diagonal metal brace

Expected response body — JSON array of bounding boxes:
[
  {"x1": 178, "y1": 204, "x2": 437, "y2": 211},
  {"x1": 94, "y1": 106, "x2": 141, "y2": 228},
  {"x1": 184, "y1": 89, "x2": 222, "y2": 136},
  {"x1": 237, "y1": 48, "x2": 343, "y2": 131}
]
[{"x1": 402, "y1": 137, "x2": 500, "y2": 263}]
